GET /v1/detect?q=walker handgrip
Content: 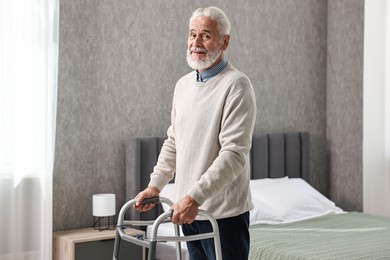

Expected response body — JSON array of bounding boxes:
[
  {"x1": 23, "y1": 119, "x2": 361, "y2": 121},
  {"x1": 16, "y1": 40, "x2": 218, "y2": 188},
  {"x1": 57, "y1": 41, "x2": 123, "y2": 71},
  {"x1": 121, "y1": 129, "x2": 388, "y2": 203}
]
[{"x1": 140, "y1": 196, "x2": 160, "y2": 205}]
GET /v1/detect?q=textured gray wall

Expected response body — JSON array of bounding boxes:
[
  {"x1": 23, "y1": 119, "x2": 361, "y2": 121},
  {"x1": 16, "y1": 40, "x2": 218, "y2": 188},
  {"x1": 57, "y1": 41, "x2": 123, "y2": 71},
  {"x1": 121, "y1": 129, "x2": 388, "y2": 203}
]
[
  {"x1": 54, "y1": 0, "x2": 362, "y2": 231},
  {"x1": 327, "y1": 0, "x2": 364, "y2": 211}
]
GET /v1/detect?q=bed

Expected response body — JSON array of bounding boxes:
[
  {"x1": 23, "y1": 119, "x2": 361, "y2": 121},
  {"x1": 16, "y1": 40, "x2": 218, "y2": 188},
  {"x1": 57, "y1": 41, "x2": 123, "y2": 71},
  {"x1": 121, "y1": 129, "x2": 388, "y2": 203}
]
[{"x1": 124, "y1": 132, "x2": 390, "y2": 259}]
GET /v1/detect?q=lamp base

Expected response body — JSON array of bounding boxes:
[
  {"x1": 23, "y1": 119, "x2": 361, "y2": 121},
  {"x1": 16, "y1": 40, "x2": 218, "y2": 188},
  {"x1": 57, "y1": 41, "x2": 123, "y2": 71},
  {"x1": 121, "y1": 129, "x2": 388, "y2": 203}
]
[{"x1": 93, "y1": 216, "x2": 115, "y2": 231}]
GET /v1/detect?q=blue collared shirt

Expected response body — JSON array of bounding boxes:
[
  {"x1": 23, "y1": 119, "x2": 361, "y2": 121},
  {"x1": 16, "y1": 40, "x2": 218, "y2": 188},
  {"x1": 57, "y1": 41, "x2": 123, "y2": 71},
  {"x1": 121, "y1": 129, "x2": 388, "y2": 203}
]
[{"x1": 196, "y1": 59, "x2": 228, "y2": 83}]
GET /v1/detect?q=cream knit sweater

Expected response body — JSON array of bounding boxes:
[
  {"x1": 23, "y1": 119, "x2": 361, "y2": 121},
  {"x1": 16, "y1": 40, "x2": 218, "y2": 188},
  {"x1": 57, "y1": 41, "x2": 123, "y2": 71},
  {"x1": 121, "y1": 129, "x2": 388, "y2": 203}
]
[{"x1": 149, "y1": 63, "x2": 257, "y2": 219}]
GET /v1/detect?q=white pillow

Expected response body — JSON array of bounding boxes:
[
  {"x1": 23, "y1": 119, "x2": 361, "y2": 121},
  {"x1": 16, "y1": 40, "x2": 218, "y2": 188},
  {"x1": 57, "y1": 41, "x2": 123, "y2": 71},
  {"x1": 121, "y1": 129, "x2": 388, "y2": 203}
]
[
  {"x1": 159, "y1": 183, "x2": 175, "y2": 212},
  {"x1": 250, "y1": 198, "x2": 284, "y2": 224},
  {"x1": 249, "y1": 177, "x2": 289, "y2": 225},
  {"x1": 250, "y1": 178, "x2": 343, "y2": 225}
]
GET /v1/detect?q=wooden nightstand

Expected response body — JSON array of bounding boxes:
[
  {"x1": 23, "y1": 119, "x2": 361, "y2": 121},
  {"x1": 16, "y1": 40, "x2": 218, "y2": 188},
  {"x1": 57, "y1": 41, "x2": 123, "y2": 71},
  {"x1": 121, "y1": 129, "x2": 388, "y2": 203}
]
[{"x1": 53, "y1": 228, "x2": 146, "y2": 260}]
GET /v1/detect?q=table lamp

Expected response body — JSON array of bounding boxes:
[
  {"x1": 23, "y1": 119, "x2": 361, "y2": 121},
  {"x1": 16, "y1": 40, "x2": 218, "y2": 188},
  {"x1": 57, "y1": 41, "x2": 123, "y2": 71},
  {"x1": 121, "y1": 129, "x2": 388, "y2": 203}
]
[{"x1": 92, "y1": 193, "x2": 116, "y2": 231}]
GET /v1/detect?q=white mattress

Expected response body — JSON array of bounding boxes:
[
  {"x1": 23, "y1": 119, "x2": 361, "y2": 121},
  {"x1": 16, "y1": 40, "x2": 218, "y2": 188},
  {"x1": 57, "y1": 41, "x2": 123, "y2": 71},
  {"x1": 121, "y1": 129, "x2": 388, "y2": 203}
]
[{"x1": 146, "y1": 223, "x2": 189, "y2": 260}]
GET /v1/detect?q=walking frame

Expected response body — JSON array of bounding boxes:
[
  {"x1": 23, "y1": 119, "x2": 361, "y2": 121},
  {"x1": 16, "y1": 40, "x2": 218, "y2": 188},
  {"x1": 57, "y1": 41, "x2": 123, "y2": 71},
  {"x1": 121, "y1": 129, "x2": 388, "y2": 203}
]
[{"x1": 112, "y1": 196, "x2": 222, "y2": 260}]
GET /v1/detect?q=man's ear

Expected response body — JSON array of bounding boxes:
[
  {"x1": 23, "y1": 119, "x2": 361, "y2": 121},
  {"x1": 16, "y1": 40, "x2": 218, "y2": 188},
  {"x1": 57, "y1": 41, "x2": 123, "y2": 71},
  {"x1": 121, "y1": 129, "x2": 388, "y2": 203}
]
[{"x1": 221, "y1": 35, "x2": 230, "y2": 51}]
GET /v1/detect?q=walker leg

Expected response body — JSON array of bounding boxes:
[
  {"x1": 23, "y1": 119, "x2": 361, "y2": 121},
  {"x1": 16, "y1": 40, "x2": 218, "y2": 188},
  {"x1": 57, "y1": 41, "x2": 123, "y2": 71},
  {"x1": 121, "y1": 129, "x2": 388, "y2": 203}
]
[
  {"x1": 214, "y1": 235, "x2": 222, "y2": 260},
  {"x1": 112, "y1": 231, "x2": 121, "y2": 260},
  {"x1": 148, "y1": 241, "x2": 157, "y2": 260},
  {"x1": 174, "y1": 224, "x2": 182, "y2": 260}
]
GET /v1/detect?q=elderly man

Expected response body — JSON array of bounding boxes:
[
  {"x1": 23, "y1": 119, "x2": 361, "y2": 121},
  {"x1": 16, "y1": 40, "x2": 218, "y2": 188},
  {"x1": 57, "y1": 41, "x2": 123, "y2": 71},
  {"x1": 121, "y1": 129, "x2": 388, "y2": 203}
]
[{"x1": 134, "y1": 6, "x2": 256, "y2": 260}]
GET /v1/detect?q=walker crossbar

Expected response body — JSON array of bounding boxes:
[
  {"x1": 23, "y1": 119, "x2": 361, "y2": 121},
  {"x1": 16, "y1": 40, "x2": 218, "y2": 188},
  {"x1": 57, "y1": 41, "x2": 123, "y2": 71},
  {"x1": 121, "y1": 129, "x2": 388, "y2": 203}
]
[{"x1": 112, "y1": 196, "x2": 222, "y2": 260}]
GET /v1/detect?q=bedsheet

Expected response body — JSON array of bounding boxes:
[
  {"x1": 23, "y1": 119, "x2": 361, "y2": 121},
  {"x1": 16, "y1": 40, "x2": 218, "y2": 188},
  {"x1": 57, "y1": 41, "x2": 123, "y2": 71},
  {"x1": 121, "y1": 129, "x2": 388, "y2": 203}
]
[{"x1": 249, "y1": 212, "x2": 390, "y2": 260}]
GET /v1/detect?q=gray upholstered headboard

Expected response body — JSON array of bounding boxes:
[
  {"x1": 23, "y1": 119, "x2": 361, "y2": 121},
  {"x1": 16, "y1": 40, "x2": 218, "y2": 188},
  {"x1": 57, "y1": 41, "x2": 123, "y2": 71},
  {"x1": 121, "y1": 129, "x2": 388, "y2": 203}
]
[{"x1": 125, "y1": 132, "x2": 310, "y2": 220}]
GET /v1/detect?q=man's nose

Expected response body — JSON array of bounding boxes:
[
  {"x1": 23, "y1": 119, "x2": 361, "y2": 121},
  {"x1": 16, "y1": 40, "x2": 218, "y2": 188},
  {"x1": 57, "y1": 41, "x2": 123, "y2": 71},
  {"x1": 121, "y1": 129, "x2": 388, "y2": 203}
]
[{"x1": 193, "y1": 35, "x2": 203, "y2": 45}]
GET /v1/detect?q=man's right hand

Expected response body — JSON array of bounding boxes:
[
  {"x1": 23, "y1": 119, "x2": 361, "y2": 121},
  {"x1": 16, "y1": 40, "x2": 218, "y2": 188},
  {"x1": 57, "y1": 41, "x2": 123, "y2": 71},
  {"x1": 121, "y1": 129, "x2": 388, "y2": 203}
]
[{"x1": 133, "y1": 186, "x2": 160, "y2": 212}]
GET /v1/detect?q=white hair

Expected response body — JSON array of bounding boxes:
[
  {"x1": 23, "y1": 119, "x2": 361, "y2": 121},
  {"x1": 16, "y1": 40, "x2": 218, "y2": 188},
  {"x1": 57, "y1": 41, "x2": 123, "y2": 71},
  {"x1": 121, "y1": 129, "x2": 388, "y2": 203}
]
[{"x1": 189, "y1": 6, "x2": 231, "y2": 37}]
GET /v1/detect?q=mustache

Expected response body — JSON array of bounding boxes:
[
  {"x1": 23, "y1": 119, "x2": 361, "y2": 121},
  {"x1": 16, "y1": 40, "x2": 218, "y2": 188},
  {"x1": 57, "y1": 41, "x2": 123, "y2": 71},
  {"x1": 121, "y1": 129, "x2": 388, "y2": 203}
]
[{"x1": 190, "y1": 47, "x2": 207, "y2": 53}]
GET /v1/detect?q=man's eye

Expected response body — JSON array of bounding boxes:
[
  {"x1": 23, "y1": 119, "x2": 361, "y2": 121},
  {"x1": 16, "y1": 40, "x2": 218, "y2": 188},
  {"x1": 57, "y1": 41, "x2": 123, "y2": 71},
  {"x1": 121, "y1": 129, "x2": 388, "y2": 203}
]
[{"x1": 202, "y1": 35, "x2": 210, "y2": 40}]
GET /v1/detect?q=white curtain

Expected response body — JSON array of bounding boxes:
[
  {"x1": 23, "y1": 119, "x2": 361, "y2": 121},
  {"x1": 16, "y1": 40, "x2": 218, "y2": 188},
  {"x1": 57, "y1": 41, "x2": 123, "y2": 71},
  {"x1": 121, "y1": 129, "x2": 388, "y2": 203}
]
[
  {"x1": 386, "y1": 0, "x2": 390, "y2": 208},
  {"x1": 386, "y1": 0, "x2": 390, "y2": 214},
  {"x1": 363, "y1": 0, "x2": 390, "y2": 216},
  {"x1": 0, "y1": 0, "x2": 59, "y2": 259}
]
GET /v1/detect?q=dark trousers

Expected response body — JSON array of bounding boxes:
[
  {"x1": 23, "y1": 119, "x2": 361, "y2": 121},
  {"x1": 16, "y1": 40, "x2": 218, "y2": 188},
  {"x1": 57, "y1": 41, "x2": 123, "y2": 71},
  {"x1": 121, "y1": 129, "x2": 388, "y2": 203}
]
[{"x1": 181, "y1": 211, "x2": 250, "y2": 260}]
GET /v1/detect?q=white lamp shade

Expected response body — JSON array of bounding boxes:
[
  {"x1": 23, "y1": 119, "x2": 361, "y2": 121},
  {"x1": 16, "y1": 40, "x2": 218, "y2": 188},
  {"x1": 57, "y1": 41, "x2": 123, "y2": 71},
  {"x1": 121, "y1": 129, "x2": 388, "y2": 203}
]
[{"x1": 92, "y1": 193, "x2": 116, "y2": 217}]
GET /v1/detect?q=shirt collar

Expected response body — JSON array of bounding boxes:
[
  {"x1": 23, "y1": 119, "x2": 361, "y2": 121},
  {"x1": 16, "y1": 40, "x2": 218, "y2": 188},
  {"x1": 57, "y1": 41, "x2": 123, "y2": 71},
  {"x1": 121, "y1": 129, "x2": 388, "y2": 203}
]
[{"x1": 196, "y1": 59, "x2": 228, "y2": 83}]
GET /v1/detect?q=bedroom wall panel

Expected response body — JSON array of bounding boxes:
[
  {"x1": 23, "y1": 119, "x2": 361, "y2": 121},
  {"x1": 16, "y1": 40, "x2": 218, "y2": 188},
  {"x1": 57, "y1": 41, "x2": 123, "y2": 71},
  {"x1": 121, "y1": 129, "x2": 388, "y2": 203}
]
[
  {"x1": 327, "y1": 0, "x2": 364, "y2": 211},
  {"x1": 53, "y1": 0, "x2": 353, "y2": 231}
]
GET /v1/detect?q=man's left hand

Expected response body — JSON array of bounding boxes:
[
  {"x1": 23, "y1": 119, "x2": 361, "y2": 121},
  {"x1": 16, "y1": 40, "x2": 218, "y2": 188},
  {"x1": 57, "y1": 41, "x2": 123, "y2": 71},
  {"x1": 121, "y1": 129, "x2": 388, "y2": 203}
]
[{"x1": 170, "y1": 195, "x2": 199, "y2": 225}]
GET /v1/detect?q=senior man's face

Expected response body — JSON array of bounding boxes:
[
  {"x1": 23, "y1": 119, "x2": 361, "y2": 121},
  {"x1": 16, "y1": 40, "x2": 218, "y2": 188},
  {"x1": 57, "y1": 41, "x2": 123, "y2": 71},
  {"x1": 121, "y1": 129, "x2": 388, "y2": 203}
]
[{"x1": 187, "y1": 16, "x2": 229, "y2": 72}]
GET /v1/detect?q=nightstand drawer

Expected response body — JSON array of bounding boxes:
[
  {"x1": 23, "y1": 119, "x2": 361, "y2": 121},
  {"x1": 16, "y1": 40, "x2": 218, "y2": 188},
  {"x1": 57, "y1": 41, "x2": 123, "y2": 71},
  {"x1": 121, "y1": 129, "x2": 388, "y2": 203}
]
[{"x1": 75, "y1": 239, "x2": 142, "y2": 260}]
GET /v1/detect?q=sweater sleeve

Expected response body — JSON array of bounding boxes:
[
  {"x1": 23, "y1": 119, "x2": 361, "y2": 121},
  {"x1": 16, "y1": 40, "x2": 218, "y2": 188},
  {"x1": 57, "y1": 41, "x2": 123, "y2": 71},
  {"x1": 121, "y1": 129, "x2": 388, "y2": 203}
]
[{"x1": 187, "y1": 76, "x2": 257, "y2": 205}]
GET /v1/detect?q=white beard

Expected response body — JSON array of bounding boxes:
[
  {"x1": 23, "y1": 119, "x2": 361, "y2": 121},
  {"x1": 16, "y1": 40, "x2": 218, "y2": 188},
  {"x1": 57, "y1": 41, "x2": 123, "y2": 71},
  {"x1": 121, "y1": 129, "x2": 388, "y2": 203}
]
[{"x1": 186, "y1": 47, "x2": 222, "y2": 71}]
